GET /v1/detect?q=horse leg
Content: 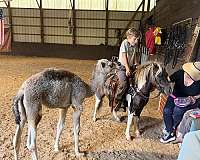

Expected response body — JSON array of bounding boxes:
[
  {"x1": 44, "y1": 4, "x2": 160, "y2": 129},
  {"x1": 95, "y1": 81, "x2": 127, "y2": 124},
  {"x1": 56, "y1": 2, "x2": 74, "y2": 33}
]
[
  {"x1": 26, "y1": 127, "x2": 31, "y2": 150},
  {"x1": 93, "y1": 94, "x2": 103, "y2": 122},
  {"x1": 112, "y1": 108, "x2": 120, "y2": 122},
  {"x1": 125, "y1": 94, "x2": 133, "y2": 140},
  {"x1": 13, "y1": 102, "x2": 27, "y2": 160},
  {"x1": 125, "y1": 111, "x2": 134, "y2": 140},
  {"x1": 73, "y1": 106, "x2": 84, "y2": 157},
  {"x1": 133, "y1": 116, "x2": 141, "y2": 138},
  {"x1": 26, "y1": 108, "x2": 42, "y2": 150},
  {"x1": 54, "y1": 108, "x2": 68, "y2": 152},
  {"x1": 26, "y1": 104, "x2": 42, "y2": 160}
]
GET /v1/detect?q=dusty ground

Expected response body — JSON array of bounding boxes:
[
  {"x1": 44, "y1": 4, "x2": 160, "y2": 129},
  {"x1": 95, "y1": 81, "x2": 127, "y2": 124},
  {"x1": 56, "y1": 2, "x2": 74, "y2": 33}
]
[{"x1": 0, "y1": 55, "x2": 179, "y2": 160}]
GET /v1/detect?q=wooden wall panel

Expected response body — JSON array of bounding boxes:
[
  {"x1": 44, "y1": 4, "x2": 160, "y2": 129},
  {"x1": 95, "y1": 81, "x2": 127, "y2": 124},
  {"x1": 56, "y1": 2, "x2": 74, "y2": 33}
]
[
  {"x1": 12, "y1": 17, "x2": 40, "y2": 25},
  {"x1": 109, "y1": 11, "x2": 142, "y2": 20},
  {"x1": 44, "y1": 36, "x2": 72, "y2": 44},
  {"x1": 76, "y1": 37, "x2": 104, "y2": 45},
  {"x1": 13, "y1": 26, "x2": 40, "y2": 34},
  {"x1": 13, "y1": 35, "x2": 41, "y2": 42},
  {"x1": 76, "y1": 28, "x2": 105, "y2": 37},
  {"x1": 76, "y1": 10, "x2": 105, "y2": 19},
  {"x1": 44, "y1": 27, "x2": 70, "y2": 36},
  {"x1": 148, "y1": 0, "x2": 200, "y2": 27},
  {"x1": 12, "y1": 8, "x2": 40, "y2": 17}
]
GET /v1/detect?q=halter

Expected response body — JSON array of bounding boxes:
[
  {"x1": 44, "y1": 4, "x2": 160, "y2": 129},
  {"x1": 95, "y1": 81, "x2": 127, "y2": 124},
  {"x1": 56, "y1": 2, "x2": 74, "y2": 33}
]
[{"x1": 129, "y1": 84, "x2": 162, "y2": 100}]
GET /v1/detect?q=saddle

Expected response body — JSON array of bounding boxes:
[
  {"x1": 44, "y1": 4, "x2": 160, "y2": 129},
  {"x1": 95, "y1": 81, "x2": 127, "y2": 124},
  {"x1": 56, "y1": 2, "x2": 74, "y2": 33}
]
[
  {"x1": 104, "y1": 65, "x2": 137, "y2": 112},
  {"x1": 104, "y1": 72, "x2": 119, "y2": 112}
]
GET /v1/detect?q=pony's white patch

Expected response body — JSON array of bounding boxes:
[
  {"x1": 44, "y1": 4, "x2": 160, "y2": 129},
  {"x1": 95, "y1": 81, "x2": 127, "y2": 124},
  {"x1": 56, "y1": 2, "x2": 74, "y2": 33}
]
[
  {"x1": 93, "y1": 94, "x2": 102, "y2": 122},
  {"x1": 155, "y1": 63, "x2": 162, "y2": 77},
  {"x1": 126, "y1": 112, "x2": 134, "y2": 140},
  {"x1": 136, "y1": 62, "x2": 163, "y2": 90},
  {"x1": 125, "y1": 94, "x2": 133, "y2": 140},
  {"x1": 126, "y1": 94, "x2": 132, "y2": 106},
  {"x1": 95, "y1": 94, "x2": 101, "y2": 107},
  {"x1": 136, "y1": 65, "x2": 152, "y2": 90}
]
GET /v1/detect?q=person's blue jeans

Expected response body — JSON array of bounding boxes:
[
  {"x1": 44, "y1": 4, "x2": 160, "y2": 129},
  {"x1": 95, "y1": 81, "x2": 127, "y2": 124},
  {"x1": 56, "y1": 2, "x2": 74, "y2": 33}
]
[{"x1": 163, "y1": 96, "x2": 197, "y2": 133}]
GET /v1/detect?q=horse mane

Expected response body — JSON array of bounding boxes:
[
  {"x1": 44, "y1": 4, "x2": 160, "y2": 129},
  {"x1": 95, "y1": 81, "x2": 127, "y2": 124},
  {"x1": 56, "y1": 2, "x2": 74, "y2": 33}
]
[{"x1": 134, "y1": 61, "x2": 163, "y2": 89}]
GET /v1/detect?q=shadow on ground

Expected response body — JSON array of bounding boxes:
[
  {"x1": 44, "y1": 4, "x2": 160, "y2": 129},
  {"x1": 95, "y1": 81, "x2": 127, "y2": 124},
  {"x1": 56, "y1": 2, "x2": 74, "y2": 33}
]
[
  {"x1": 120, "y1": 116, "x2": 162, "y2": 132},
  {"x1": 86, "y1": 149, "x2": 177, "y2": 160}
]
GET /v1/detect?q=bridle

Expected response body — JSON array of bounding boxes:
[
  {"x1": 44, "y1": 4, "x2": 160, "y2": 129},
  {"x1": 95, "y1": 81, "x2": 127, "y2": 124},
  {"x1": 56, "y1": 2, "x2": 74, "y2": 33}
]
[{"x1": 128, "y1": 66, "x2": 165, "y2": 99}]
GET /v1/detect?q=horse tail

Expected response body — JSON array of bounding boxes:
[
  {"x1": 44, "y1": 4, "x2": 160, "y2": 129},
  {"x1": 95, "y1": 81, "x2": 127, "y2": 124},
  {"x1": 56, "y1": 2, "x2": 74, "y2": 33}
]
[{"x1": 12, "y1": 92, "x2": 24, "y2": 125}]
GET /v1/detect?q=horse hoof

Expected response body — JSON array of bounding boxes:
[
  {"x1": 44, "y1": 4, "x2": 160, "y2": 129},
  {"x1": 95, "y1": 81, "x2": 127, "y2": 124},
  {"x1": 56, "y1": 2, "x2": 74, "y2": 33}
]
[
  {"x1": 54, "y1": 147, "x2": 59, "y2": 152},
  {"x1": 126, "y1": 135, "x2": 132, "y2": 141},
  {"x1": 28, "y1": 145, "x2": 36, "y2": 152},
  {"x1": 25, "y1": 145, "x2": 31, "y2": 150},
  {"x1": 135, "y1": 133, "x2": 141, "y2": 138},
  {"x1": 93, "y1": 117, "x2": 97, "y2": 122},
  {"x1": 114, "y1": 117, "x2": 121, "y2": 122},
  {"x1": 76, "y1": 152, "x2": 84, "y2": 157}
]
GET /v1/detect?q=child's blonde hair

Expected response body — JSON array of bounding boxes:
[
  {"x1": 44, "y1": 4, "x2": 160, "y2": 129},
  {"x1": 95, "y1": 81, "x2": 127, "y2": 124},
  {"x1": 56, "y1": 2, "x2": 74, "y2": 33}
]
[{"x1": 126, "y1": 28, "x2": 141, "y2": 38}]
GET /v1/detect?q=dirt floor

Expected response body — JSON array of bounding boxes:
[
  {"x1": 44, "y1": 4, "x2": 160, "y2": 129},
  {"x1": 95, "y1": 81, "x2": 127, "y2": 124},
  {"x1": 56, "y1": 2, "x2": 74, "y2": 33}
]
[{"x1": 0, "y1": 55, "x2": 179, "y2": 160}]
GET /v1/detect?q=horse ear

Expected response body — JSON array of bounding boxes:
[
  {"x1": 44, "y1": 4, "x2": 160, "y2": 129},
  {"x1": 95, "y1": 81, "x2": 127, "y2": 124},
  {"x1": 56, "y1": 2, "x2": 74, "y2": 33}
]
[{"x1": 101, "y1": 62, "x2": 106, "y2": 68}]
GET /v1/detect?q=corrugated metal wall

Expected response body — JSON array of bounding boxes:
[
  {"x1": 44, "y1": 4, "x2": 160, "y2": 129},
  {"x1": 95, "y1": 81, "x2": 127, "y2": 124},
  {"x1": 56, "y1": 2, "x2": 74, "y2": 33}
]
[{"x1": 3, "y1": 8, "x2": 142, "y2": 45}]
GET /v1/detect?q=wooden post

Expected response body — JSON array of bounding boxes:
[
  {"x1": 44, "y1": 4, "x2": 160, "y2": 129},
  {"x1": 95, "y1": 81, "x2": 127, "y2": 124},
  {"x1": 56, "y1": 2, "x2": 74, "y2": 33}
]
[
  {"x1": 139, "y1": 0, "x2": 145, "y2": 31},
  {"x1": 8, "y1": 1, "x2": 13, "y2": 43},
  {"x1": 141, "y1": 0, "x2": 145, "y2": 20},
  {"x1": 147, "y1": 0, "x2": 151, "y2": 12},
  {"x1": 39, "y1": 0, "x2": 44, "y2": 43},
  {"x1": 105, "y1": 0, "x2": 109, "y2": 46},
  {"x1": 72, "y1": 0, "x2": 76, "y2": 45},
  {"x1": 186, "y1": 17, "x2": 200, "y2": 61}
]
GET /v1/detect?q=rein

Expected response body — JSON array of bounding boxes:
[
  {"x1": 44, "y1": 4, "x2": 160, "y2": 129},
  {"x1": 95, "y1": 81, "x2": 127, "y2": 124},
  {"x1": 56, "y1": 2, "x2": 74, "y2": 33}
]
[{"x1": 129, "y1": 85, "x2": 162, "y2": 99}]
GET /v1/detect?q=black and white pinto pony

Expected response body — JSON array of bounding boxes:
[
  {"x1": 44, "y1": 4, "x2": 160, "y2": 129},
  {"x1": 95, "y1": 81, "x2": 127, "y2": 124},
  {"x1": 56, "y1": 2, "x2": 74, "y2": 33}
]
[{"x1": 91, "y1": 59, "x2": 171, "y2": 140}]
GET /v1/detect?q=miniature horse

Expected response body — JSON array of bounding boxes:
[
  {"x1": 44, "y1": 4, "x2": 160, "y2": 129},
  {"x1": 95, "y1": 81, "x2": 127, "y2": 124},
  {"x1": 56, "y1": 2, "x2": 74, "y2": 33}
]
[{"x1": 92, "y1": 61, "x2": 171, "y2": 140}]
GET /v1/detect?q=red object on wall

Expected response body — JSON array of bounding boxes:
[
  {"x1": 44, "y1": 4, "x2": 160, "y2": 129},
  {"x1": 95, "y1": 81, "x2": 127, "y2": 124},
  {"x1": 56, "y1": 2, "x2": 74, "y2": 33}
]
[{"x1": 145, "y1": 27, "x2": 156, "y2": 55}]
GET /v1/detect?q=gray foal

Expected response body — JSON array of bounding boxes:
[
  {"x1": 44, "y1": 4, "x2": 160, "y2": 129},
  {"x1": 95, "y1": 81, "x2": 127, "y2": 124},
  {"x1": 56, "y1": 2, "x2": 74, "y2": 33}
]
[{"x1": 12, "y1": 68, "x2": 93, "y2": 160}]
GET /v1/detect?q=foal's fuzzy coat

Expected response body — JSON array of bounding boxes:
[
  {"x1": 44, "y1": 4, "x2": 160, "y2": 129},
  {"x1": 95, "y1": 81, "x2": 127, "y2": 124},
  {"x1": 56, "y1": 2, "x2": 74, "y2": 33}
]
[{"x1": 12, "y1": 68, "x2": 93, "y2": 160}]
